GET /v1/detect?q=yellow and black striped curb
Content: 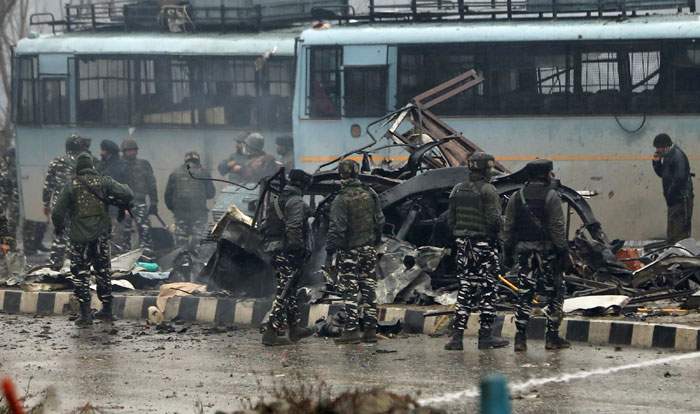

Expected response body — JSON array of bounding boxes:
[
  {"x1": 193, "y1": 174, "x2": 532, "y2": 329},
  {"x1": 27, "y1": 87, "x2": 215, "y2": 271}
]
[{"x1": 1, "y1": 289, "x2": 698, "y2": 351}]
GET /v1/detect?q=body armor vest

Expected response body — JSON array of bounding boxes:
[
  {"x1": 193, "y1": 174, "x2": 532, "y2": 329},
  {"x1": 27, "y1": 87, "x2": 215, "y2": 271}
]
[
  {"x1": 450, "y1": 180, "x2": 491, "y2": 238},
  {"x1": 172, "y1": 166, "x2": 208, "y2": 212},
  {"x1": 515, "y1": 184, "x2": 552, "y2": 243},
  {"x1": 341, "y1": 183, "x2": 377, "y2": 249},
  {"x1": 262, "y1": 192, "x2": 290, "y2": 241},
  {"x1": 73, "y1": 174, "x2": 106, "y2": 219}
]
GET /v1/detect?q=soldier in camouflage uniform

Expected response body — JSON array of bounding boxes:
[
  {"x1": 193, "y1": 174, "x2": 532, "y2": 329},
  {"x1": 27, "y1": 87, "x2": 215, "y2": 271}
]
[
  {"x1": 326, "y1": 159, "x2": 385, "y2": 345},
  {"x1": 0, "y1": 147, "x2": 19, "y2": 244},
  {"x1": 444, "y1": 152, "x2": 509, "y2": 351},
  {"x1": 44, "y1": 135, "x2": 83, "y2": 269},
  {"x1": 503, "y1": 159, "x2": 571, "y2": 352},
  {"x1": 52, "y1": 153, "x2": 133, "y2": 326},
  {"x1": 218, "y1": 133, "x2": 280, "y2": 184},
  {"x1": 164, "y1": 151, "x2": 215, "y2": 248},
  {"x1": 121, "y1": 139, "x2": 158, "y2": 258},
  {"x1": 260, "y1": 169, "x2": 315, "y2": 346}
]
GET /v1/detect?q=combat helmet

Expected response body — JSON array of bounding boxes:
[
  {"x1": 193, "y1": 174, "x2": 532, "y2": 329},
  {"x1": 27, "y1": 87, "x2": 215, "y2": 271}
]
[
  {"x1": 338, "y1": 159, "x2": 360, "y2": 179},
  {"x1": 525, "y1": 159, "x2": 553, "y2": 179},
  {"x1": 185, "y1": 151, "x2": 201, "y2": 163},
  {"x1": 121, "y1": 138, "x2": 139, "y2": 151},
  {"x1": 245, "y1": 133, "x2": 265, "y2": 154},
  {"x1": 66, "y1": 134, "x2": 83, "y2": 154},
  {"x1": 467, "y1": 152, "x2": 495, "y2": 172}
]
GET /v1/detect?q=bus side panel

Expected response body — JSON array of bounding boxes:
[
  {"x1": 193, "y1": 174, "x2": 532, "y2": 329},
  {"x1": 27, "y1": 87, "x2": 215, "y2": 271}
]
[{"x1": 294, "y1": 115, "x2": 700, "y2": 241}]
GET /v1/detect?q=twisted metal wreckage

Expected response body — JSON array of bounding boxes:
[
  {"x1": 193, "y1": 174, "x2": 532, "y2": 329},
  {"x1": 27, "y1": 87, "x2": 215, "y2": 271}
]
[{"x1": 199, "y1": 70, "x2": 695, "y2": 311}]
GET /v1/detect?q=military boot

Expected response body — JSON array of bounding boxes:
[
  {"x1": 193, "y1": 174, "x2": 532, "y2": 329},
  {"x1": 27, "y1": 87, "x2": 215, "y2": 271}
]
[
  {"x1": 75, "y1": 302, "x2": 94, "y2": 328},
  {"x1": 334, "y1": 329, "x2": 362, "y2": 345},
  {"x1": 94, "y1": 301, "x2": 115, "y2": 322},
  {"x1": 289, "y1": 323, "x2": 315, "y2": 343},
  {"x1": 477, "y1": 327, "x2": 509, "y2": 350},
  {"x1": 545, "y1": 331, "x2": 571, "y2": 350},
  {"x1": 444, "y1": 330, "x2": 464, "y2": 351},
  {"x1": 262, "y1": 326, "x2": 292, "y2": 347},
  {"x1": 514, "y1": 331, "x2": 527, "y2": 352},
  {"x1": 362, "y1": 327, "x2": 378, "y2": 344}
]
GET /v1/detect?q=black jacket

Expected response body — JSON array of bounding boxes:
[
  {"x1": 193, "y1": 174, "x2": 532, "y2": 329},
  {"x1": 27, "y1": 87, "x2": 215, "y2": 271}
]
[
  {"x1": 653, "y1": 145, "x2": 694, "y2": 206},
  {"x1": 98, "y1": 154, "x2": 128, "y2": 184}
]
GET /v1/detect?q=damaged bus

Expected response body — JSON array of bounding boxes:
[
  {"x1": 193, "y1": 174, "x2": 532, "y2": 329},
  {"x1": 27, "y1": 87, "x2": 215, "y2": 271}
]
[
  {"x1": 292, "y1": 8, "x2": 700, "y2": 240},
  {"x1": 12, "y1": 27, "x2": 297, "y2": 225}
]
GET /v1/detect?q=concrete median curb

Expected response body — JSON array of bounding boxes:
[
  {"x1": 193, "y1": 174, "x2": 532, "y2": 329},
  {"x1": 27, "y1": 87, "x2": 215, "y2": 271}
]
[{"x1": 1, "y1": 289, "x2": 698, "y2": 351}]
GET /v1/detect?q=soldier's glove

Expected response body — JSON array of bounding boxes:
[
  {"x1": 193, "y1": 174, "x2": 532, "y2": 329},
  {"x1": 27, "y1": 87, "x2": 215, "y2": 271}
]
[
  {"x1": 557, "y1": 250, "x2": 574, "y2": 274},
  {"x1": 54, "y1": 226, "x2": 64, "y2": 238},
  {"x1": 287, "y1": 247, "x2": 306, "y2": 262},
  {"x1": 148, "y1": 204, "x2": 158, "y2": 216}
]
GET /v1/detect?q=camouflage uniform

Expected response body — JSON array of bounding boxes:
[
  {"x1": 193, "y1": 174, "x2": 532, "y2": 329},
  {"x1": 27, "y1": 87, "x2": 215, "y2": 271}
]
[
  {"x1": 0, "y1": 148, "x2": 20, "y2": 240},
  {"x1": 327, "y1": 165, "x2": 384, "y2": 343},
  {"x1": 262, "y1": 180, "x2": 311, "y2": 335},
  {"x1": 218, "y1": 133, "x2": 280, "y2": 184},
  {"x1": 121, "y1": 139, "x2": 157, "y2": 256},
  {"x1": 52, "y1": 153, "x2": 133, "y2": 325},
  {"x1": 164, "y1": 152, "x2": 215, "y2": 248},
  {"x1": 44, "y1": 136, "x2": 82, "y2": 268},
  {"x1": 503, "y1": 159, "x2": 571, "y2": 351}
]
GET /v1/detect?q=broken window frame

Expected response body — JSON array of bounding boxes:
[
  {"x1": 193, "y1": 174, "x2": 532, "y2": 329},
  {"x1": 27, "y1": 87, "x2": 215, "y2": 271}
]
[{"x1": 14, "y1": 55, "x2": 38, "y2": 125}]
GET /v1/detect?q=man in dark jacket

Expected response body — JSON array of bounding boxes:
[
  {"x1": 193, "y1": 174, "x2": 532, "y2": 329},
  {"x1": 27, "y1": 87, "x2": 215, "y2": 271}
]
[
  {"x1": 326, "y1": 159, "x2": 385, "y2": 344},
  {"x1": 444, "y1": 152, "x2": 509, "y2": 351},
  {"x1": 260, "y1": 169, "x2": 315, "y2": 346},
  {"x1": 52, "y1": 153, "x2": 133, "y2": 326},
  {"x1": 652, "y1": 133, "x2": 694, "y2": 243},
  {"x1": 164, "y1": 151, "x2": 215, "y2": 248},
  {"x1": 98, "y1": 140, "x2": 127, "y2": 184},
  {"x1": 121, "y1": 138, "x2": 158, "y2": 258},
  {"x1": 219, "y1": 133, "x2": 280, "y2": 184},
  {"x1": 503, "y1": 159, "x2": 571, "y2": 352}
]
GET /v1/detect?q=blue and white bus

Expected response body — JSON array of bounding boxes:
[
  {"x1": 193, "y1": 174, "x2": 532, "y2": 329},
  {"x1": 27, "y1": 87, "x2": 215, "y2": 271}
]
[
  {"x1": 292, "y1": 14, "x2": 700, "y2": 240},
  {"x1": 13, "y1": 28, "x2": 297, "y2": 222}
]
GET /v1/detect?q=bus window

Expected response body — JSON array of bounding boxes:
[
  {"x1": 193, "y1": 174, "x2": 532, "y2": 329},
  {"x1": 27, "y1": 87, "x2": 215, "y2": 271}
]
[
  {"x1": 672, "y1": 43, "x2": 700, "y2": 113},
  {"x1": 198, "y1": 57, "x2": 257, "y2": 127},
  {"x1": 628, "y1": 49, "x2": 661, "y2": 113},
  {"x1": 308, "y1": 47, "x2": 341, "y2": 118},
  {"x1": 397, "y1": 46, "x2": 482, "y2": 115},
  {"x1": 137, "y1": 58, "x2": 194, "y2": 125},
  {"x1": 579, "y1": 50, "x2": 622, "y2": 114},
  {"x1": 259, "y1": 58, "x2": 294, "y2": 127},
  {"x1": 344, "y1": 66, "x2": 387, "y2": 117},
  {"x1": 41, "y1": 78, "x2": 69, "y2": 124},
  {"x1": 15, "y1": 56, "x2": 37, "y2": 124},
  {"x1": 77, "y1": 57, "x2": 130, "y2": 125}
]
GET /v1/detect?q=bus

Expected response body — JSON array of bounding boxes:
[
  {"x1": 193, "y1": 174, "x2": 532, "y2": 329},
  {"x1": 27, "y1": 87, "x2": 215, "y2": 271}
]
[
  {"x1": 292, "y1": 13, "x2": 700, "y2": 240},
  {"x1": 13, "y1": 28, "x2": 298, "y2": 223}
]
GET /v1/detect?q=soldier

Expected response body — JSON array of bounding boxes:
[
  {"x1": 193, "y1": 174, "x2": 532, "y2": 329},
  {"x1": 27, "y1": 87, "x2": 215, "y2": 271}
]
[
  {"x1": 98, "y1": 139, "x2": 127, "y2": 184},
  {"x1": 275, "y1": 135, "x2": 295, "y2": 171},
  {"x1": 0, "y1": 147, "x2": 19, "y2": 243},
  {"x1": 219, "y1": 133, "x2": 279, "y2": 184},
  {"x1": 260, "y1": 169, "x2": 315, "y2": 346},
  {"x1": 51, "y1": 153, "x2": 133, "y2": 326},
  {"x1": 326, "y1": 159, "x2": 385, "y2": 344},
  {"x1": 503, "y1": 159, "x2": 571, "y2": 352},
  {"x1": 121, "y1": 138, "x2": 158, "y2": 258},
  {"x1": 44, "y1": 135, "x2": 83, "y2": 269},
  {"x1": 218, "y1": 136, "x2": 247, "y2": 182},
  {"x1": 652, "y1": 133, "x2": 694, "y2": 243},
  {"x1": 444, "y1": 152, "x2": 509, "y2": 351},
  {"x1": 164, "y1": 151, "x2": 215, "y2": 248}
]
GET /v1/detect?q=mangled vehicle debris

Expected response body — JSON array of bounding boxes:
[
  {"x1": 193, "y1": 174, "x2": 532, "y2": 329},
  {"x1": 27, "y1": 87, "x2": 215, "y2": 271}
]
[{"x1": 200, "y1": 69, "x2": 651, "y2": 311}]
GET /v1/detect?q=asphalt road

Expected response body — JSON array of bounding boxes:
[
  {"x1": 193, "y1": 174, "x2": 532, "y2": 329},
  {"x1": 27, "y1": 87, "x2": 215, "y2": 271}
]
[{"x1": 0, "y1": 314, "x2": 699, "y2": 414}]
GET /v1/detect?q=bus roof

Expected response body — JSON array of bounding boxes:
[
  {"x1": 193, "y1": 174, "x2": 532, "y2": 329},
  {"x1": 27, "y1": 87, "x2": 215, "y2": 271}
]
[
  {"x1": 16, "y1": 28, "x2": 300, "y2": 56},
  {"x1": 300, "y1": 14, "x2": 700, "y2": 46}
]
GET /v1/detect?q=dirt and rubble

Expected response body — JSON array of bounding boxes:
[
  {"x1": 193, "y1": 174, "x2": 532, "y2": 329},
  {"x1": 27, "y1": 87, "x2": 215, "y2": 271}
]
[{"x1": 1, "y1": 314, "x2": 699, "y2": 414}]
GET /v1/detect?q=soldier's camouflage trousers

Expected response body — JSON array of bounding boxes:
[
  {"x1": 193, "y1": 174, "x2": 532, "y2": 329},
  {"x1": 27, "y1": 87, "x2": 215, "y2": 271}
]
[
  {"x1": 514, "y1": 250, "x2": 565, "y2": 334},
  {"x1": 49, "y1": 224, "x2": 70, "y2": 269},
  {"x1": 174, "y1": 216, "x2": 208, "y2": 249},
  {"x1": 70, "y1": 234, "x2": 112, "y2": 304},
  {"x1": 269, "y1": 252, "x2": 303, "y2": 332},
  {"x1": 452, "y1": 238, "x2": 499, "y2": 333},
  {"x1": 337, "y1": 245, "x2": 378, "y2": 332},
  {"x1": 122, "y1": 203, "x2": 153, "y2": 255}
]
